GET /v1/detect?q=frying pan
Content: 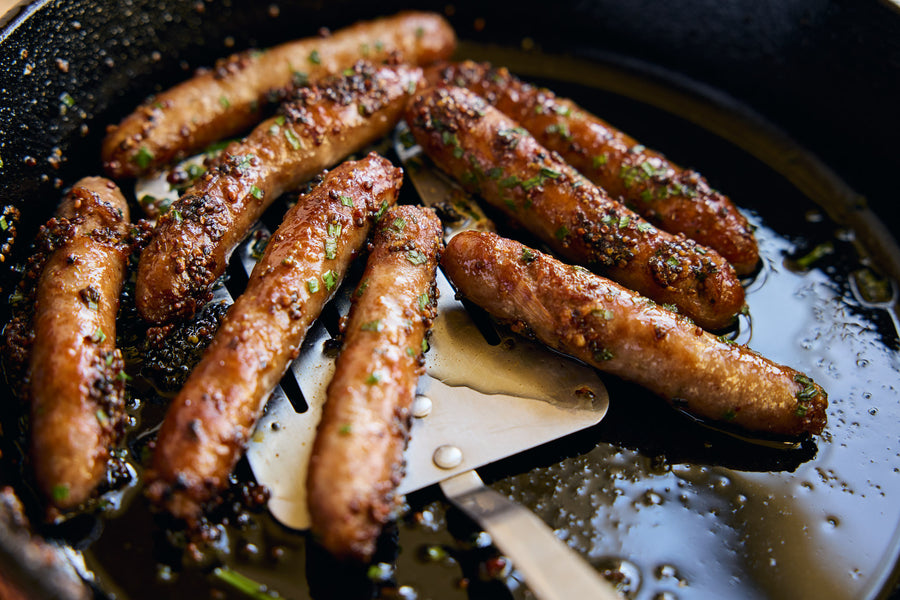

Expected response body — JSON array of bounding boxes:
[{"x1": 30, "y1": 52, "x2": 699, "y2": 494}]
[{"x1": 2, "y1": 1, "x2": 900, "y2": 599}]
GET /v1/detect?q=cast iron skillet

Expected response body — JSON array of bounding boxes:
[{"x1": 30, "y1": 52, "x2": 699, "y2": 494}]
[{"x1": 2, "y1": 1, "x2": 900, "y2": 599}]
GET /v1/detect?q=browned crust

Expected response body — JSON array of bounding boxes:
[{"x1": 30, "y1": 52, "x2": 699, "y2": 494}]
[
  {"x1": 135, "y1": 62, "x2": 422, "y2": 325},
  {"x1": 145, "y1": 153, "x2": 402, "y2": 523},
  {"x1": 28, "y1": 177, "x2": 131, "y2": 510},
  {"x1": 405, "y1": 85, "x2": 745, "y2": 331},
  {"x1": 102, "y1": 11, "x2": 456, "y2": 178},
  {"x1": 307, "y1": 205, "x2": 442, "y2": 562},
  {"x1": 442, "y1": 231, "x2": 826, "y2": 437},
  {"x1": 426, "y1": 61, "x2": 760, "y2": 275}
]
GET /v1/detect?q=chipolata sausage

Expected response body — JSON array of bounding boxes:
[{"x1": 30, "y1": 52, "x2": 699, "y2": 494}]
[
  {"x1": 101, "y1": 11, "x2": 455, "y2": 178},
  {"x1": 426, "y1": 61, "x2": 759, "y2": 275},
  {"x1": 307, "y1": 205, "x2": 442, "y2": 562},
  {"x1": 28, "y1": 177, "x2": 131, "y2": 510},
  {"x1": 441, "y1": 230, "x2": 826, "y2": 437}
]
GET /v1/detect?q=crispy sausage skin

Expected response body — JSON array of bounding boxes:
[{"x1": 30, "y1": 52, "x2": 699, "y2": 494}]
[
  {"x1": 426, "y1": 61, "x2": 760, "y2": 275},
  {"x1": 406, "y1": 86, "x2": 745, "y2": 331},
  {"x1": 28, "y1": 177, "x2": 131, "y2": 510},
  {"x1": 145, "y1": 153, "x2": 402, "y2": 522},
  {"x1": 102, "y1": 11, "x2": 455, "y2": 179},
  {"x1": 307, "y1": 205, "x2": 442, "y2": 562},
  {"x1": 442, "y1": 231, "x2": 826, "y2": 437},
  {"x1": 136, "y1": 62, "x2": 421, "y2": 324}
]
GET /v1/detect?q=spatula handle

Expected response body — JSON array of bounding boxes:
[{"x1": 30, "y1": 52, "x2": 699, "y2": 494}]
[{"x1": 440, "y1": 470, "x2": 622, "y2": 600}]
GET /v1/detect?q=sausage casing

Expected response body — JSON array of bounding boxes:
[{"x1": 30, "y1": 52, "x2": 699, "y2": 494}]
[
  {"x1": 28, "y1": 177, "x2": 131, "y2": 510},
  {"x1": 426, "y1": 61, "x2": 760, "y2": 275},
  {"x1": 406, "y1": 85, "x2": 745, "y2": 331},
  {"x1": 102, "y1": 11, "x2": 455, "y2": 178},
  {"x1": 136, "y1": 62, "x2": 421, "y2": 324},
  {"x1": 145, "y1": 153, "x2": 402, "y2": 522},
  {"x1": 307, "y1": 205, "x2": 442, "y2": 562},
  {"x1": 442, "y1": 230, "x2": 826, "y2": 437}
]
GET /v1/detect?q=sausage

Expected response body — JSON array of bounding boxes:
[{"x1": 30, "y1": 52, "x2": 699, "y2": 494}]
[
  {"x1": 442, "y1": 231, "x2": 827, "y2": 437},
  {"x1": 102, "y1": 11, "x2": 455, "y2": 178},
  {"x1": 28, "y1": 177, "x2": 131, "y2": 510},
  {"x1": 136, "y1": 62, "x2": 421, "y2": 324},
  {"x1": 307, "y1": 205, "x2": 442, "y2": 562},
  {"x1": 405, "y1": 86, "x2": 745, "y2": 331},
  {"x1": 426, "y1": 61, "x2": 760, "y2": 275},
  {"x1": 145, "y1": 153, "x2": 402, "y2": 522}
]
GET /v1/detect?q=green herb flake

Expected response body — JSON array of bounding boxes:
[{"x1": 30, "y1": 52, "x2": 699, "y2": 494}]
[
  {"x1": 375, "y1": 200, "x2": 389, "y2": 220},
  {"x1": 324, "y1": 238, "x2": 337, "y2": 260},
  {"x1": 415, "y1": 26, "x2": 425, "y2": 38},
  {"x1": 51, "y1": 484, "x2": 69, "y2": 502},
  {"x1": 60, "y1": 91, "x2": 75, "y2": 107},
  {"x1": 212, "y1": 566, "x2": 280, "y2": 600},
  {"x1": 218, "y1": 95, "x2": 231, "y2": 109},
  {"x1": 284, "y1": 128, "x2": 303, "y2": 150},
  {"x1": 323, "y1": 270, "x2": 337, "y2": 291},
  {"x1": 417, "y1": 292, "x2": 429, "y2": 312},
  {"x1": 133, "y1": 146, "x2": 154, "y2": 169},
  {"x1": 95, "y1": 409, "x2": 109, "y2": 425},
  {"x1": 637, "y1": 221, "x2": 654, "y2": 233},
  {"x1": 794, "y1": 374, "x2": 819, "y2": 402},
  {"x1": 308, "y1": 49, "x2": 322, "y2": 65},
  {"x1": 338, "y1": 424, "x2": 352, "y2": 435},
  {"x1": 520, "y1": 247, "x2": 536, "y2": 263},
  {"x1": 92, "y1": 328, "x2": 107, "y2": 344},
  {"x1": 249, "y1": 185, "x2": 264, "y2": 200},
  {"x1": 117, "y1": 370, "x2": 132, "y2": 382},
  {"x1": 421, "y1": 338, "x2": 430, "y2": 353},
  {"x1": 360, "y1": 320, "x2": 383, "y2": 332},
  {"x1": 591, "y1": 308, "x2": 614, "y2": 320},
  {"x1": 618, "y1": 215, "x2": 631, "y2": 229},
  {"x1": 0, "y1": 216, "x2": 7, "y2": 231},
  {"x1": 406, "y1": 249, "x2": 427, "y2": 265},
  {"x1": 339, "y1": 194, "x2": 354, "y2": 208},
  {"x1": 666, "y1": 256, "x2": 681, "y2": 268},
  {"x1": 327, "y1": 222, "x2": 342, "y2": 239},
  {"x1": 307, "y1": 278, "x2": 320, "y2": 293},
  {"x1": 365, "y1": 371, "x2": 383, "y2": 385},
  {"x1": 593, "y1": 348, "x2": 614, "y2": 362},
  {"x1": 592, "y1": 153, "x2": 609, "y2": 168},
  {"x1": 355, "y1": 278, "x2": 370, "y2": 297},
  {"x1": 554, "y1": 226, "x2": 570, "y2": 241},
  {"x1": 722, "y1": 408, "x2": 737, "y2": 421},
  {"x1": 794, "y1": 242, "x2": 834, "y2": 270}
]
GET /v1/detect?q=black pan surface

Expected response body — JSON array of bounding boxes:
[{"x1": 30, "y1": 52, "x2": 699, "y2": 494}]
[{"x1": 2, "y1": 2, "x2": 900, "y2": 599}]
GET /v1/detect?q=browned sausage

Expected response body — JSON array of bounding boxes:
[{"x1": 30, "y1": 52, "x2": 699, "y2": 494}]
[
  {"x1": 145, "y1": 153, "x2": 402, "y2": 522},
  {"x1": 405, "y1": 86, "x2": 745, "y2": 331},
  {"x1": 28, "y1": 177, "x2": 131, "y2": 510},
  {"x1": 136, "y1": 62, "x2": 421, "y2": 325},
  {"x1": 442, "y1": 231, "x2": 826, "y2": 437},
  {"x1": 426, "y1": 61, "x2": 760, "y2": 275},
  {"x1": 102, "y1": 11, "x2": 456, "y2": 178},
  {"x1": 307, "y1": 205, "x2": 442, "y2": 562}
]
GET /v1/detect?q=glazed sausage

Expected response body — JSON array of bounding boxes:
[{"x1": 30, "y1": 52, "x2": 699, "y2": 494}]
[
  {"x1": 28, "y1": 177, "x2": 131, "y2": 510},
  {"x1": 426, "y1": 61, "x2": 760, "y2": 275},
  {"x1": 136, "y1": 62, "x2": 421, "y2": 324},
  {"x1": 442, "y1": 231, "x2": 826, "y2": 436},
  {"x1": 102, "y1": 11, "x2": 455, "y2": 178},
  {"x1": 405, "y1": 86, "x2": 745, "y2": 331},
  {"x1": 145, "y1": 153, "x2": 402, "y2": 522},
  {"x1": 307, "y1": 205, "x2": 442, "y2": 562}
]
